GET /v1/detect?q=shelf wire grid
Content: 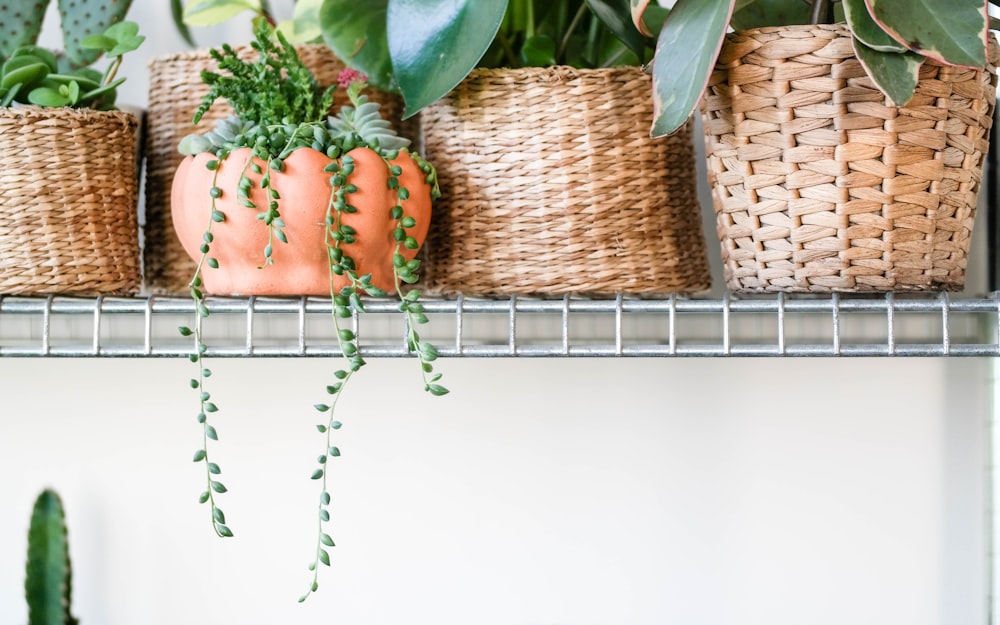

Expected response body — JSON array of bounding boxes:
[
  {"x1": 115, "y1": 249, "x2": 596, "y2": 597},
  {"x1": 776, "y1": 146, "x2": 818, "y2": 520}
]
[{"x1": 0, "y1": 291, "x2": 998, "y2": 358}]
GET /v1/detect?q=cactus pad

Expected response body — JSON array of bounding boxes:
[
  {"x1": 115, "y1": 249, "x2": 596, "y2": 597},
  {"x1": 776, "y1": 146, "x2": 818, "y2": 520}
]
[
  {"x1": 0, "y1": 0, "x2": 50, "y2": 61},
  {"x1": 58, "y1": 0, "x2": 133, "y2": 67}
]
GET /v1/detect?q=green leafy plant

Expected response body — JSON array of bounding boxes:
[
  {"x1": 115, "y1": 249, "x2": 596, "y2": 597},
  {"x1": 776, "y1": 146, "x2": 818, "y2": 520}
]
[
  {"x1": 174, "y1": 20, "x2": 445, "y2": 602},
  {"x1": 24, "y1": 489, "x2": 77, "y2": 625},
  {"x1": 310, "y1": 0, "x2": 653, "y2": 117},
  {"x1": 172, "y1": 0, "x2": 322, "y2": 44},
  {"x1": 632, "y1": 0, "x2": 998, "y2": 136},
  {"x1": 0, "y1": 0, "x2": 140, "y2": 109}
]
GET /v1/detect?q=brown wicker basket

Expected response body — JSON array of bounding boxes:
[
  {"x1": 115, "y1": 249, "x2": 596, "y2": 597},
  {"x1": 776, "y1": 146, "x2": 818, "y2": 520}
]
[
  {"x1": 702, "y1": 23, "x2": 999, "y2": 293},
  {"x1": 419, "y1": 66, "x2": 711, "y2": 297},
  {"x1": 0, "y1": 106, "x2": 141, "y2": 295},
  {"x1": 144, "y1": 44, "x2": 410, "y2": 294}
]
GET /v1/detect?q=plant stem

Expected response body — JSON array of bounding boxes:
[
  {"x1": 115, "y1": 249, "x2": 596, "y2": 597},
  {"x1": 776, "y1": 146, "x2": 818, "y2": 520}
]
[
  {"x1": 557, "y1": 2, "x2": 589, "y2": 65},
  {"x1": 809, "y1": 0, "x2": 835, "y2": 25}
]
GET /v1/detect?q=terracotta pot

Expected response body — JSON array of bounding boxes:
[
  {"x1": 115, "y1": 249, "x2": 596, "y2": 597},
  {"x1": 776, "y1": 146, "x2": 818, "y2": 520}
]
[
  {"x1": 145, "y1": 45, "x2": 413, "y2": 294},
  {"x1": 170, "y1": 147, "x2": 432, "y2": 296}
]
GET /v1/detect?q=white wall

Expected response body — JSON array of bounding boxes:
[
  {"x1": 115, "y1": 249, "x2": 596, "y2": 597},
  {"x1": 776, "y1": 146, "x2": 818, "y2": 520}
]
[
  {"x1": 0, "y1": 358, "x2": 990, "y2": 625},
  {"x1": 0, "y1": 3, "x2": 994, "y2": 625}
]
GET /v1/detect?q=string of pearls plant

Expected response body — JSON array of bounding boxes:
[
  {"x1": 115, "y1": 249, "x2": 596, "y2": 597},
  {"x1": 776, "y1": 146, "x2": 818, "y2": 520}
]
[{"x1": 174, "y1": 21, "x2": 446, "y2": 602}]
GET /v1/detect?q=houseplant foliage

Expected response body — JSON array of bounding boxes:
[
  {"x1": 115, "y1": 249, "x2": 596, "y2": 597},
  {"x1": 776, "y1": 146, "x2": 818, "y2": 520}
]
[
  {"x1": 171, "y1": 21, "x2": 445, "y2": 601},
  {"x1": 632, "y1": 0, "x2": 995, "y2": 136},
  {"x1": 0, "y1": 0, "x2": 144, "y2": 296},
  {"x1": 24, "y1": 489, "x2": 77, "y2": 625},
  {"x1": 0, "y1": 0, "x2": 140, "y2": 109},
  {"x1": 314, "y1": 0, "x2": 655, "y2": 116}
]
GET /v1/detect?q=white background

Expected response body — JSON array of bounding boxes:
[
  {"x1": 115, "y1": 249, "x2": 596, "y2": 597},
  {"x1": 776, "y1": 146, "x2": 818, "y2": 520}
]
[{"x1": 0, "y1": 3, "x2": 993, "y2": 624}]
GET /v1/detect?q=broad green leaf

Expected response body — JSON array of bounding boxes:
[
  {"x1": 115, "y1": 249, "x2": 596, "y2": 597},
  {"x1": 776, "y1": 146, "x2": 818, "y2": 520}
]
[
  {"x1": 865, "y1": 0, "x2": 987, "y2": 67},
  {"x1": 843, "y1": 0, "x2": 906, "y2": 52},
  {"x1": 183, "y1": 0, "x2": 261, "y2": 27},
  {"x1": 283, "y1": 0, "x2": 323, "y2": 43},
  {"x1": 521, "y1": 34, "x2": 557, "y2": 66},
  {"x1": 651, "y1": 0, "x2": 735, "y2": 137},
  {"x1": 586, "y1": 0, "x2": 648, "y2": 59},
  {"x1": 387, "y1": 0, "x2": 509, "y2": 117},
  {"x1": 852, "y1": 36, "x2": 922, "y2": 106},
  {"x1": 171, "y1": 0, "x2": 197, "y2": 47},
  {"x1": 630, "y1": 0, "x2": 654, "y2": 36},
  {"x1": 731, "y1": 0, "x2": 811, "y2": 30},
  {"x1": 321, "y1": 0, "x2": 394, "y2": 92}
]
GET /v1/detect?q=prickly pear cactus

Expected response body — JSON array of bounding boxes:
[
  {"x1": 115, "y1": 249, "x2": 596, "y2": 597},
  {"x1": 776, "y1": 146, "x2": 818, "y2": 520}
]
[
  {"x1": 0, "y1": 0, "x2": 51, "y2": 60},
  {"x1": 58, "y1": 0, "x2": 134, "y2": 67},
  {"x1": 25, "y1": 489, "x2": 77, "y2": 625}
]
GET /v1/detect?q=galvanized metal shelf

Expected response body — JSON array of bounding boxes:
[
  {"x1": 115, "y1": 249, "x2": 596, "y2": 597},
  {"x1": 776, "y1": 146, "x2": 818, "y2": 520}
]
[{"x1": 1, "y1": 292, "x2": 998, "y2": 357}]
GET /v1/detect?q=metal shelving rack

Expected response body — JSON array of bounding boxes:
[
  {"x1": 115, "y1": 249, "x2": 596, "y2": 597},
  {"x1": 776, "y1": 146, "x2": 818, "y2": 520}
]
[{"x1": 1, "y1": 291, "x2": 998, "y2": 358}]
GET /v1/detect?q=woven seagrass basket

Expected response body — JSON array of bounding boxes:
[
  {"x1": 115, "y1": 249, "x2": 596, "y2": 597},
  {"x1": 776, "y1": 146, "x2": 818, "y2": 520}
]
[
  {"x1": 419, "y1": 66, "x2": 711, "y2": 297},
  {"x1": 702, "y1": 23, "x2": 999, "y2": 293},
  {"x1": 0, "y1": 106, "x2": 141, "y2": 295},
  {"x1": 144, "y1": 44, "x2": 410, "y2": 294}
]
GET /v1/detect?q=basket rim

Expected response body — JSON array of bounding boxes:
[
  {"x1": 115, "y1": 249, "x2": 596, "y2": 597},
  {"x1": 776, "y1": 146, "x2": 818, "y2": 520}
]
[
  {"x1": 0, "y1": 104, "x2": 139, "y2": 124},
  {"x1": 147, "y1": 42, "x2": 333, "y2": 66}
]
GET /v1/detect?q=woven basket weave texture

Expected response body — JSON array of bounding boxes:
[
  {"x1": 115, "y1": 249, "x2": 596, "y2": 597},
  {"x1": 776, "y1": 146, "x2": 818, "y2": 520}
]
[
  {"x1": 144, "y1": 44, "x2": 409, "y2": 294},
  {"x1": 702, "y1": 24, "x2": 999, "y2": 293},
  {"x1": 419, "y1": 66, "x2": 711, "y2": 296},
  {"x1": 0, "y1": 107, "x2": 140, "y2": 295}
]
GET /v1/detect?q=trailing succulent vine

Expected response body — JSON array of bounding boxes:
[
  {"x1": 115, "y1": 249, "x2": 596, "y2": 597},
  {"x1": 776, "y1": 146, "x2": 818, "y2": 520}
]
[{"x1": 176, "y1": 21, "x2": 446, "y2": 601}]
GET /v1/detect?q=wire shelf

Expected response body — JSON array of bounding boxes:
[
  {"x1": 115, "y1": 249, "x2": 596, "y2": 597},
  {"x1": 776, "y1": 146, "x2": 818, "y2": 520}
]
[{"x1": 0, "y1": 292, "x2": 997, "y2": 358}]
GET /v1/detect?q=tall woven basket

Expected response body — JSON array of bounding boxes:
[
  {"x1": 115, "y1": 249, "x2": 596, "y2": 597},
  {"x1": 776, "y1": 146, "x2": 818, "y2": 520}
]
[
  {"x1": 419, "y1": 66, "x2": 711, "y2": 297},
  {"x1": 0, "y1": 107, "x2": 141, "y2": 295},
  {"x1": 144, "y1": 44, "x2": 409, "y2": 294},
  {"x1": 702, "y1": 24, "x2": 999, "y2": 293}
]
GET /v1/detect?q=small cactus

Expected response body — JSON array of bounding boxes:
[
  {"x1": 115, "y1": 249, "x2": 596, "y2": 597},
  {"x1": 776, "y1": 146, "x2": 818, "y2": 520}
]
[
  {"x1": 0, "y1": 1, "x2": 47, "y2": 59},
  {"x1": 0, "y1": 0, "x2": 133, "y2": 66},
  {"x1": 25, "y1": 489, "x2": 78, "y2": 625},
  {"x1": 58, "y1": 0, "x2": 134, "y2": 68}
]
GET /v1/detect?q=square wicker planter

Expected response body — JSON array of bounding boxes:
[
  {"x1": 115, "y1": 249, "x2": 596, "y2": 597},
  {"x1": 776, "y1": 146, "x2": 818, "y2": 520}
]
[
  {"x1": 418, "y1": 66, "x2": 712, "y2": 297},
  {"x1": 702, "y1": 23, "x2": 999, "y2": 293},
  {"x1": 0, "y1": 106, "x2": 141, "y2": 295}
]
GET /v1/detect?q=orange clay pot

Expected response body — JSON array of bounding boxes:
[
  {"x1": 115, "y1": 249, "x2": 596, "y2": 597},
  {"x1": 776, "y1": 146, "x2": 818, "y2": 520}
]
[{"x1": 171, "y1": 146, "x2": 432, "y2": 296}]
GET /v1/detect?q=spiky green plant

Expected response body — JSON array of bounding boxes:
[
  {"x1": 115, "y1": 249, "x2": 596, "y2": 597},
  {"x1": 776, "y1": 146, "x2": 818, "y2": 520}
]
[{"x1": 24, "y1": 489, "x2": 78, "y2": 625}]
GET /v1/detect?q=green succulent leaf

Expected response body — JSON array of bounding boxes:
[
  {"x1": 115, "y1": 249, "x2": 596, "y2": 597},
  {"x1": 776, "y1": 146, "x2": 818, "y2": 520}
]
[
  {"x1": 28, "y1": 86, "x2": 72, "y2": 107},
  {"x1": 852, "y1": 35, "x2": 923, "y2": 106},
  {"x1": 387, "y1": 0, "x2": 509, "y2": 117},
  {"x1": 83, "y1": 21, "x2": 145, "y2": 58},
  {"x1": 843, "y1": 0, "x2": 907, "y2": 52},
  {"x1": 320, "y1": 0, "x2": 394, "y2": 92},
  {"x1": 57, "y1": 0, "x2": 136, "y2": 67},
  {"x1": 650, "y1": 0, "x2": 735, "y2": 137},
  {"x1": 865, "y1": 0, "x2": 987, "y2": 67},
  {"x1": 10, "y1": 47, "x2": 58, "y2": 72}
]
